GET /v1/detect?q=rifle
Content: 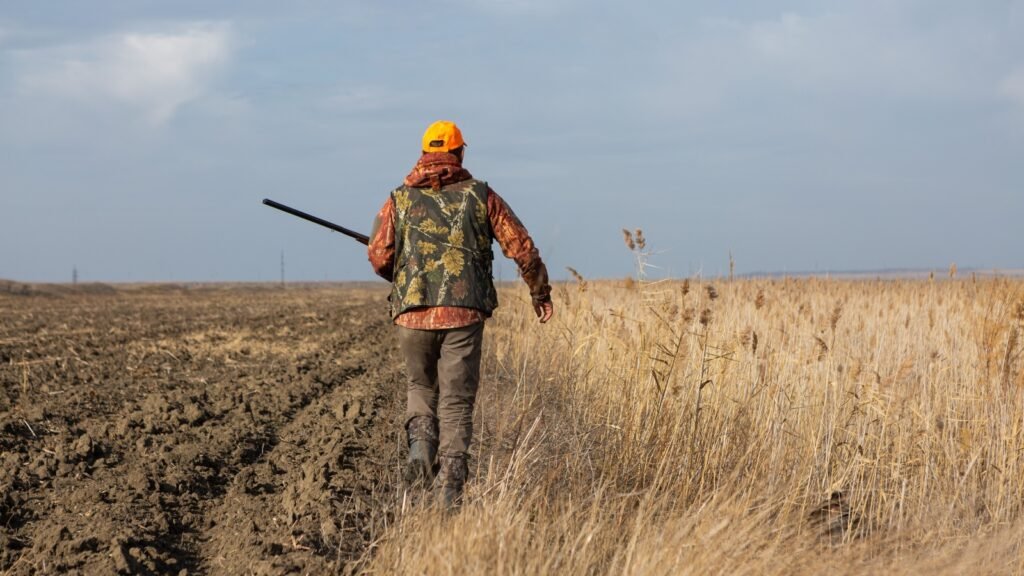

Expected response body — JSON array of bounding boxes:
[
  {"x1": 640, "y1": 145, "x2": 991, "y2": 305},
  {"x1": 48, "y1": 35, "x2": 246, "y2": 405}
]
[{"x1": 262, "y1": 198, "x2": 369, "y2": 246}]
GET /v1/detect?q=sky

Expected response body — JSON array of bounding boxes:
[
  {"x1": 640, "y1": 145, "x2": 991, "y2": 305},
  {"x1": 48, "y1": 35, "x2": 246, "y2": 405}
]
[{"x1": 1, "y1": 1, "x2": 1022, "y2": 283}]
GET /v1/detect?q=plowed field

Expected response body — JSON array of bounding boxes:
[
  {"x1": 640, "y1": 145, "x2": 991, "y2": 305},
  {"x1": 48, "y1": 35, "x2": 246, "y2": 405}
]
[{"x1": 0, "y1": 284, "x2": 401, "y2": 574}]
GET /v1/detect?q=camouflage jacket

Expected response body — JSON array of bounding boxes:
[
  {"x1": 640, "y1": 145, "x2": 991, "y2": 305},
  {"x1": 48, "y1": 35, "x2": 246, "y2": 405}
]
[
  {"x1": 368, "y1": 152, "x2": 552, "y2": 329},
  {"x1": 389, "y1": 179, "x2": 499, "y2": 318}
]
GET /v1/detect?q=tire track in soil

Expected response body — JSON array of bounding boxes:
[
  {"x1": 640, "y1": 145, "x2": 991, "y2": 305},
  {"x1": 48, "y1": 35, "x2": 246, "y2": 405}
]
[
  {"x1": 0, "y1": 289, "x2": 403, "y2": 575},
  {"x1": 198, "y1": 313, "x2": 403, "y2": 574}
]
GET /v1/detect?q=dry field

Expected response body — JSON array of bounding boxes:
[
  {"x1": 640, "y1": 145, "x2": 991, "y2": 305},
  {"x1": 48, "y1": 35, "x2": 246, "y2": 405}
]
[
  {"x1": 0, "y1": 284, "x2": 401, "y2": 574},
  {"x1": 2, "y1": 276, "x2": 1023, "y2": 574}
]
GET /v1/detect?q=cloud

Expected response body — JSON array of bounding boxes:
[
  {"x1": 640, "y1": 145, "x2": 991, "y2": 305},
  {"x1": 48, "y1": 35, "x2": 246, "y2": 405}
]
[
  {"x1": 713, "y1": 12, "x2": 957, "y2": 96},
  {"x1": 320, "y1": 85, "x2": 417, "y2": 114},
  {"x1": 1000, "y1": 68, "x2": 1024, "y2": 108},
  {"x1": 640, "y1": 6, "x2": 1011, "y2": 123},
  {"x1": 445, "y1": 0, "x2": 571, "y2": 16},
  {"x1": 15, "y1": 22, "x2": 232, "y2": 125}
]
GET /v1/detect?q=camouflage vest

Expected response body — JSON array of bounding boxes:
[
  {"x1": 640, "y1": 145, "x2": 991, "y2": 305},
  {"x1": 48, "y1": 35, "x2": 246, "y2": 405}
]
[{"x1": 390, "y1": 179, "x2": 498, "y2": 318}]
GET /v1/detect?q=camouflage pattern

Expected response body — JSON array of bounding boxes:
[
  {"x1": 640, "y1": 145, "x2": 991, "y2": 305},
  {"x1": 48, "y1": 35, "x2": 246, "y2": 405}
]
[
  {"x1": 406, "y1": 414, "x2": 438, "y2": 444},
  {"x1": 389, "y1": 179, "x2": 498, "y2": 318},
  {"x1": 436, "y1": 454, "x2": 467, "y2": 487},
  {"x1": 404, "y1": 415, "x2": 438, "y2": 488},
  {"x1": 435, "y1": 453, "x2": 468, "y2": 508}
]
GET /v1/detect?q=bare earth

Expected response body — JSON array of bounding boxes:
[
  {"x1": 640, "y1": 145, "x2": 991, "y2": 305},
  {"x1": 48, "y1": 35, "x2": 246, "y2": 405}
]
[{"x1": 0, "y1": 284, "x2": 402, "y2": 575}]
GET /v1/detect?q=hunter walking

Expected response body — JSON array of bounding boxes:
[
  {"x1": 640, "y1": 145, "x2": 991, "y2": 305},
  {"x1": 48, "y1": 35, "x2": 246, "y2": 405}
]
[{"x1": 368, "y1": 120, "x2": 553, "y2": 508}]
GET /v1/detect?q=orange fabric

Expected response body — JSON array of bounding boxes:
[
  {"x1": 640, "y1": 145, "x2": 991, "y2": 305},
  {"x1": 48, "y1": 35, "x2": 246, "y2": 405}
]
[
  {"x1": 368, "y1": 176, "x2": 549, "y2": 330},
  {"x1": 421, "y1": 120, "x2": 465, "y2": 152},
  {"x1": 394, "y1": 305, "x2": 486, "y2": 330},
  {"x1": 403, "y1": 152, "x2": 472, "y2": 191}
]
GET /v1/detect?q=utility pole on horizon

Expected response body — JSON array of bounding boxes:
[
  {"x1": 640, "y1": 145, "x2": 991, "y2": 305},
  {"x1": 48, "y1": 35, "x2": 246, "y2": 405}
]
[{"x1": 72, "y1": 266, "x2": 78, "y2": 286}]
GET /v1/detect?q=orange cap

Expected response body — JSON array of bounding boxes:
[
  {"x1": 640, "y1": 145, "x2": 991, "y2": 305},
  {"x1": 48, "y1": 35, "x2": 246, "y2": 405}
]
[{"x1": 421, "y1": 120, "x2": 465, "y2": 152}]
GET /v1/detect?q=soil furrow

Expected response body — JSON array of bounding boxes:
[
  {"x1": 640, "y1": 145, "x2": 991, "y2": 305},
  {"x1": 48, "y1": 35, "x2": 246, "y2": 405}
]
[
  {"x1": 0, "y1": 286, "x2": 400, "y2": 574},
  {"x1": 198, "y1": 317, "x2": 401, "y2": 574}
]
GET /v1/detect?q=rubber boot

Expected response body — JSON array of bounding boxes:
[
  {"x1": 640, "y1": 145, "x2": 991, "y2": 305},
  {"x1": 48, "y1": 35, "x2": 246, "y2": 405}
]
[
  {"x1": 435, "y1": 454, "x2": 468, "y2": 511},
  {"x1": 403, "y1": 416, "x2": 438, "y2": 488},
  {"x1": 405, "y1": 439, "x2": 436, "y2": 485}
]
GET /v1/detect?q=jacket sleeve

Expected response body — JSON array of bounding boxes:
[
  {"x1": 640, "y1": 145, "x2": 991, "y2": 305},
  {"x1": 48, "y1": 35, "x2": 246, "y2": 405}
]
[
  {"x1": 487, "y1": 188, "x2": 552, "y2": 304},
  {"x1": 367, "y1": 196, "x2": 396, "y2": 281}
]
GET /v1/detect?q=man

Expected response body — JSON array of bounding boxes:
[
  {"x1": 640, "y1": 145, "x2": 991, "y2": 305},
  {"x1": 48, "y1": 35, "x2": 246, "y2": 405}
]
[{"x1": 367, "y1": 120, "x2": 553, "y2": 507}]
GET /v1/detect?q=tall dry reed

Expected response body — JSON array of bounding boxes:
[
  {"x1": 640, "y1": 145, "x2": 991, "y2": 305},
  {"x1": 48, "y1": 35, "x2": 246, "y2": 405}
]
[{"x1": 364, "y1": 277, "x2": 1024, "y2": 575}]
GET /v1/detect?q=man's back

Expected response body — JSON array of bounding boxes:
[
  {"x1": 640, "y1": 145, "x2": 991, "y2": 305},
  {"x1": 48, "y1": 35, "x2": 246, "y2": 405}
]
[
  {"x1": 389, "y1": 178, "x2": 498, "y2": 318},
  {"x1": 366, "y1": 120, "x2": 552, "y2": 508}
]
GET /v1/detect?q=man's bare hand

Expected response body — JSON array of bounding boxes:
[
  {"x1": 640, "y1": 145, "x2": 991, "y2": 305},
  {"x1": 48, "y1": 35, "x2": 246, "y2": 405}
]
[{"x1": 534, "y1": 301, "x2": 554, "y2": 324}]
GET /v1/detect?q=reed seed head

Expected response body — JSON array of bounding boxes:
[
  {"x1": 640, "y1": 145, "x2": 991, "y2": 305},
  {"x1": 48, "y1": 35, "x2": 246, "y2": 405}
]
[
  {"x1": 739, "y1": 328, "x2": 752, "y2": 348},
  {"x1": 815, "y1": 335, "x2": 829, "y2": 361},
  {"x1": 706, "y1": 285, "x2": 719, "y2": 301},
  {"x1": 830, "y1": 303, "x2": 843, "y2": 331},
  {"x1": 683, "y1": 307, "x2": 696, "y2": 324},
  {"x1": 699, "y1": 307, "x2": 713, "y2": 326},
  {"x1": 566, "y1": 266, "x2": 588, "y2": 292}
]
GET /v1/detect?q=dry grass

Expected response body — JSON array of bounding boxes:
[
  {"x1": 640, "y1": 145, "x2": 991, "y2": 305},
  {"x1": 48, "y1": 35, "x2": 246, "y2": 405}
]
[{"x1": 365, "y1": 276, "x2": 1024, "y2": 575}]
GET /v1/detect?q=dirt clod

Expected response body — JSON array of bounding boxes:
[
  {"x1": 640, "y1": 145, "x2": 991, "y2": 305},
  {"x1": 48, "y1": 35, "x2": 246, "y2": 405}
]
[
  {"x1": 73, "y1": 433, "x2": 93, "y2": 458},
  {"x1": 0, "y1": 285, "x2": 401, "y2": 574}
]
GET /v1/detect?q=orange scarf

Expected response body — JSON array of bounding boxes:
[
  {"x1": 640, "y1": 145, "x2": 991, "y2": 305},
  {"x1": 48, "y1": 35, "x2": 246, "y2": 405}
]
[{"x1": 403, "y1": 152, "x2": 473, "y2": 190}]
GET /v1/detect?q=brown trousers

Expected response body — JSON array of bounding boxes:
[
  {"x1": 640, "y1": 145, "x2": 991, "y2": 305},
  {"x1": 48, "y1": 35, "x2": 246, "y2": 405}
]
[{"x1": 397, "y1": 322, "x2": 484, "y2": 457}]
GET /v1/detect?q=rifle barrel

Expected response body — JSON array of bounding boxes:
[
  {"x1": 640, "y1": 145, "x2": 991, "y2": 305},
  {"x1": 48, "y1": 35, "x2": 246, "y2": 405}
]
[{"x1": 262, "y1": 198, "x2": 369, "y2": 245}]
